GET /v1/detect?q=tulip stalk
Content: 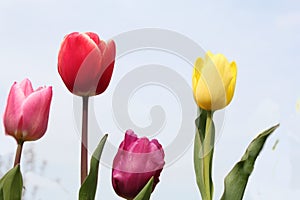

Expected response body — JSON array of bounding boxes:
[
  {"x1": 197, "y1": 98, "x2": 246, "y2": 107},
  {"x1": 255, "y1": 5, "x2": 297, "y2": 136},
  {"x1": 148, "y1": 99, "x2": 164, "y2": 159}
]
[
  {"x1": 81, "y1": 96, "x2": 89, "y2": 184},
  {"x1": 57, "y1": 32, "x2": 116, "y2": 185},
  {"x1": 202, "y1": 111, "x2": 214, "y2": 200},
  {"x1": 194, "y1": 109, "x2": 215, "y2": 200},
  {"x1": 192, "y1": 51, "x2": 237, "y2": 200},
  {"x1": 3, "y1": 79, "x2": 52, "y2": 167},
  {"x1": 13, "y1": 141, "x2": 24, "y2": 167}
]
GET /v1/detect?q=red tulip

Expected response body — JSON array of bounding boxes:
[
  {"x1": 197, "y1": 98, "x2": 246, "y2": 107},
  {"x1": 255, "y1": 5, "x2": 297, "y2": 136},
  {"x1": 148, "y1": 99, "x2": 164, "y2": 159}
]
[
  {"x1": 112, "y1": 130, "x2": 165, "y2": 199},
  {"x1": 3, "y1": 79, "x2": 52, "y2": 142},
  {"x1": 58, "y1": 32, "x2": 116, "y2": 96}
]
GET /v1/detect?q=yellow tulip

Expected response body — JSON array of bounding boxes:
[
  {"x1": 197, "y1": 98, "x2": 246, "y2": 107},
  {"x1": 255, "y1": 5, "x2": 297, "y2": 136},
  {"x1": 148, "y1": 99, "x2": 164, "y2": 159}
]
[{"x1": 192, "y1": 51, "x2": 237, "y2": 111}]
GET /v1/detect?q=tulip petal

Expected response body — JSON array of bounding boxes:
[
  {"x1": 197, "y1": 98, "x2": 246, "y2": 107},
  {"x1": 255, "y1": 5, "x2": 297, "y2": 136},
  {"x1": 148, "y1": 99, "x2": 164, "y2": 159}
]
[
  {"x1": 22, "y1": 87, "x2": 52, "y2": 141},
  {"x1": 122, "y1": 129, "x2": 138, "y2": 151},
  {"x1": 3, "y1": 82, "x2": 25, "y2": 137},
  {"x1": 150, "y1": 139, "x2": 163, "y2": 150},
  {"x1": 58, "y1": 32, "x2": 80, "y2": 91},
  {"x1": 85, "y1": 32, "x2": 100, "y2": 45},
  {"x1": 192, "y1": 51, "x2": 237, "y2": 110},
  {"x1": 96, "y1": 40, "x2": 116, "y2": 95},
  {"x1": 19, "y1": 78, "x2": 34, "y2": 97},
  {"x1": 58, "y1": 32, "x2": 102, "y2": 96},
  {"x1": 226, "y1": 61, "x2": 237, "y2": 104},
  {"x1": 112, "y1": 130, "x2": 165, "y2": 199}
]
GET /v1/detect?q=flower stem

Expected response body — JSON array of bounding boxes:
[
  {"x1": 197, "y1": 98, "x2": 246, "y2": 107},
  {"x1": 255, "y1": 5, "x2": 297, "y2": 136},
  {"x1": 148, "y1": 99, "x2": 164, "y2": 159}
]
[
  {"x1": 81, "y1": 96, "x2": 89, "y2": 184},
  {"x1": 14, "y1": 141, "x2": 24, "y2": 167},
  {"x1": 194, "y1": 109, "x2": 215, "y2": 200},
  {"x1": 202, "y1": 111, "x2": 214, "y2": 200}
]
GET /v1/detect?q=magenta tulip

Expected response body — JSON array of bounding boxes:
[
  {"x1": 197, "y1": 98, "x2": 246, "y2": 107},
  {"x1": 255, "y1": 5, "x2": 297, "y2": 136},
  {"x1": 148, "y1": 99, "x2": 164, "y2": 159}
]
[
  {"x1": 3, "y1": 79, "x2": 52, "y2": 142},
  {"x1": 112, "y1": 130, "x2": 165, "y2": 199},
  {"x1": 58, "y1": 32, "x2": 116, "y2": 96}
]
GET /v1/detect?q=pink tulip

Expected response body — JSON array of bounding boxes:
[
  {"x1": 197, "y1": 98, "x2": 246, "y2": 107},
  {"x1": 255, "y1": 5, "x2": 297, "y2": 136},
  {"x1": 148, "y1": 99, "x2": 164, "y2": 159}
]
[
  {"x1": 58, "y1": 32, "x2": 116, "y2": 96},
  {"x1": 3, "y1": 79, "x2": 52, "y2": 142},
  {"x1": 112, "y1": 130, "x2": 165, "y2": 199}
]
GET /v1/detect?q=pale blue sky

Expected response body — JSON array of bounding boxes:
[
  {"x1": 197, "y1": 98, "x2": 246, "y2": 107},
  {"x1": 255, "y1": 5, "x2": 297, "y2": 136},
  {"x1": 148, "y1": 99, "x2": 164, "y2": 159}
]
[{"x1": 0, "y1": 0, "x2": 300, "y2": 199}]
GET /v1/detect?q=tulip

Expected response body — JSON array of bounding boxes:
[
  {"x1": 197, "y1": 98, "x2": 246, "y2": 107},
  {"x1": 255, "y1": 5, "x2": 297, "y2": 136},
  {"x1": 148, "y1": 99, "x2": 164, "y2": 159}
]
[
  {"x1": 112, "y1": 130, "x2": 165, "y2": 199},
  {"x1": 58, "y1": 32, "x2": 116, "y2": 183},
  {"x1": 58, "y1": 32, "x2": 116, "y2": 97},
  {"x1": 3, "y1": 79, "x2": 52, "y2": 142},
  {"x1": 192, "y1": 51, "x2": 237, "y2": 111}
]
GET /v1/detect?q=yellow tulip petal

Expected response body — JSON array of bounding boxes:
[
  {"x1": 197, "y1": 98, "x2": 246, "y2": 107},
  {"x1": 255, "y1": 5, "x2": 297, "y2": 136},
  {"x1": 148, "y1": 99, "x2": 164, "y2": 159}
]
[
  {"x1": 225, "y1": 61, "x2": 237, "y2": 104},
  {"x1": 192, "y1": 51, "x2": 237, "y2": 111}
]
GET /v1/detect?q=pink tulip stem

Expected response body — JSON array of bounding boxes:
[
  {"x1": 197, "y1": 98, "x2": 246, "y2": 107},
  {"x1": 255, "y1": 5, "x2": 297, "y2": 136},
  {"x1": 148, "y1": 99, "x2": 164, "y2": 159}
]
[
  {"x1": 14, "y1": 141, "x2": 24, "y2": 167},
  {"x1": 81, "y1": 96, "x2": 89, "y2": 184}
]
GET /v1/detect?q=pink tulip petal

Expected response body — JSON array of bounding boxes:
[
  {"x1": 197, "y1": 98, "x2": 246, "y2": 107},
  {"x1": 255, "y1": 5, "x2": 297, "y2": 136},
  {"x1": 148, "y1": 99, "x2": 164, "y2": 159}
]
[
  {"x1": 22, "y1": 86, "x2": 52, "y2": 141},
  {"x1": 113, "y1": 169, "x2": 154, "y2": 199},
  {"x1": 112, "y1": 130, "x2": 165, "y2": 199},
  {"x1": 3, "y1": 82, "x2": 26, "y2": 136},
  {"x1": 19, "y1": 78, "x2": 34, "y2": 97},
  {"x1": 122, "y1": 129, "x2": 138, "y2": 150},
  {"x1": 150, "y1": 139, "x2": 163, "y2": 150},
  {"x1": 98, "y1": 39, "x2": 106, "y2": 53}
]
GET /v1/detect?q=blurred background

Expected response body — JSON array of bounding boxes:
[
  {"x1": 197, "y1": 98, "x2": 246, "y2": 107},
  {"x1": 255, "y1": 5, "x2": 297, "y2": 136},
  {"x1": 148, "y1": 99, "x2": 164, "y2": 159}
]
[{"x1": 0, "y1": 0, "x2": 299, "y2": 199}]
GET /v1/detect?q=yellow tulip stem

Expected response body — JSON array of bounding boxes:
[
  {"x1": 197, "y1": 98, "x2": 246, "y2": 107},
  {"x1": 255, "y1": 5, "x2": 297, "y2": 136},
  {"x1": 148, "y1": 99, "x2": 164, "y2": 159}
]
[{"x1": 203, "y1": 111, "x2": 214, "y2": 200}]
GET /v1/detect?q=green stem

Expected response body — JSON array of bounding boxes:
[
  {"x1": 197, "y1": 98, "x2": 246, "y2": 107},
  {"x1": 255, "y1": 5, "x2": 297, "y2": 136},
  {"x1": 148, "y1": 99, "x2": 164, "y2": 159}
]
[
  {"x1": 81, "y1": 96, "x2": 89, "y2": 184},
  {"x1": 14, "y1": 141, "x2": 24, "y2": 167},
  {"x1": 194, "y1": 109, "x2": 215, "y2": 200},
  {"x1": 202, "y1": 111, "x2": 214, "y2": 200}
]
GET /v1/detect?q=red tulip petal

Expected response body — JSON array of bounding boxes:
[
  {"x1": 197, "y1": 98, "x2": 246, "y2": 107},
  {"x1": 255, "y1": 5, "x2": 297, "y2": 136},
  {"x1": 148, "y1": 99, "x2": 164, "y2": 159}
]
[
  {"x1": 58, "y1": 32, "x2": 80, "y2": 92},
  {"x1": 95, "y1": 40, "x2": 116, "y2": 95},
  {"x1": 85, "y1": 32, "x2": 100, "y2": 45},
  {"x1": 58, "y1": 32, "x2": 102, "y2": 96}
]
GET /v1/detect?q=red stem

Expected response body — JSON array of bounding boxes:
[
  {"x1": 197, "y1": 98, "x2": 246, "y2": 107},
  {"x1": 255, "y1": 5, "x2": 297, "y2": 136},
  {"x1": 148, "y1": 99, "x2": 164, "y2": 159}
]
[
  {"x1": 81, "y1": 96, "x2": 89, "y2": 184},
  {"x1": 14, "y1": 141, "x2": 24, "y2": 167}
]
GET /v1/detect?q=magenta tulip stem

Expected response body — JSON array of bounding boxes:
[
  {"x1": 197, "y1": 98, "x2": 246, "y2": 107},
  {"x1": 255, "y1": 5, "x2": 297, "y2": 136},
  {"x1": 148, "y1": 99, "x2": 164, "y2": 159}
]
[
  {"x1": 14, "y1": 141, "x2": 24, "y2": 167},
  {"x1": 81, "y1": 96, "x2": 89, "y2": 184}
]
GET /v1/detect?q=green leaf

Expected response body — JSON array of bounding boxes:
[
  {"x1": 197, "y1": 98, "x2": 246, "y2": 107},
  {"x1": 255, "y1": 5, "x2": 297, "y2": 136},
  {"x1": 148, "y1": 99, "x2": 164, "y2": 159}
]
[
  {"x1": 79, "y1": 134, "x2": 108, "y2": 200},
  {"x1": 0, "y1": 165, "x2": 23, "y2": 200},
  {"x1": 194, "y1": 108, "x2": 215, "y2": 200},
  {"x1": 133, "y1": 177, "x2": 154, "y2": 200},
  {"x1": 221, "y1": 124, "x2": 280, "y2": 200}
]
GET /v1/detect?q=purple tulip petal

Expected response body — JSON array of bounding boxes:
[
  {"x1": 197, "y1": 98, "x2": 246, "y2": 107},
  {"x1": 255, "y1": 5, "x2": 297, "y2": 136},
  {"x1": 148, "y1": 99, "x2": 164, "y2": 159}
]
[{"x1": 112, "y1": 130, "x2": 165, "y2": 199}]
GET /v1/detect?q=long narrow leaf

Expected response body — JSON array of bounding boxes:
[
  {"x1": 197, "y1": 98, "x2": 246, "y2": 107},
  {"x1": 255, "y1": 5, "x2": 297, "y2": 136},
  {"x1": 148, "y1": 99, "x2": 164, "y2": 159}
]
[
  {"x1": 0, "y1": 165, "x2": 23, "y2": 200},
  {"x1": 194, "y1": 109, "x2": 215, "y2": 200},
  {"x1": 79, "y1": 134, "x2": 108, "y2": 200},
  {"x1": 221, "y1": 124, "x2": 280, "y2": 200},
  {"x1": 133, "y1": 177, "x2": 154, "y2": 200}
]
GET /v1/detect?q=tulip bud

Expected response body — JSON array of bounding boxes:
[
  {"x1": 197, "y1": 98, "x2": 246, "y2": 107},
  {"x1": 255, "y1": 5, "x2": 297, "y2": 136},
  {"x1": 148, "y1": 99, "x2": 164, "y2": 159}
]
[
  {"x1": 58, "y1": 32, "x2": 116, "y2": 96},
  {"x1": 3, "y1": 79, "x2": 52, "y2": 142},
  {"x1": 192, "y1": 51, "x2": 237, "y2": 111},
  {"x1": 112, "y1": 130, "x2": 165, "y2": 199}
]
